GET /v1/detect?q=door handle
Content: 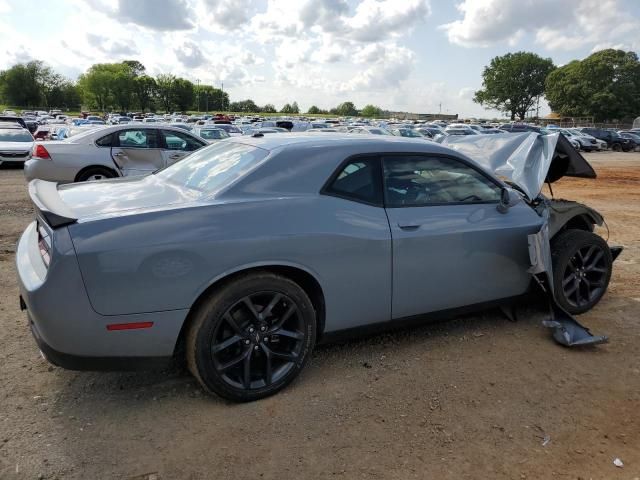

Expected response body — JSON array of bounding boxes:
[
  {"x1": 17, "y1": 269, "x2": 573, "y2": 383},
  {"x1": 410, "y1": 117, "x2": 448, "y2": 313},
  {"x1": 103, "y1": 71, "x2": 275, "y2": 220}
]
[
  {"x1": 113, "y1": 152, "x2": 124, "y2": 157},
  {"x1": 398, "y1": 223, "x2": 420, "y2": 231},
  {"x1": 169, "y1": 154, "x2": 183, "y2": 160}
]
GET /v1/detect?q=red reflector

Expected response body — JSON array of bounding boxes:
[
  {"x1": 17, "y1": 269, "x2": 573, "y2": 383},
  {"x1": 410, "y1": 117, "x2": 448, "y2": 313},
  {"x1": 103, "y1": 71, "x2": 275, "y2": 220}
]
[
  {"x1": 106, "y1": 322, "x2": 154, "y2": 331},
  {"x1": 33, "y1": 144, "x2": 51, "y2": 159}
]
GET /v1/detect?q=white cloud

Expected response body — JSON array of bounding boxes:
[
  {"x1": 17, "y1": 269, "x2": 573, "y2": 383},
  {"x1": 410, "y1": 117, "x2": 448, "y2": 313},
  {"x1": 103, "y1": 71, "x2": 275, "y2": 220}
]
[
  {"x1": 114, "y1": 0, "x2": 195, "y2": 31},
  {"x1": 199, "y1": 0, "x2": 254, "y2": 30},
  {"x1": 441, "y1": 0, "x2": 640, "y2": 51}
]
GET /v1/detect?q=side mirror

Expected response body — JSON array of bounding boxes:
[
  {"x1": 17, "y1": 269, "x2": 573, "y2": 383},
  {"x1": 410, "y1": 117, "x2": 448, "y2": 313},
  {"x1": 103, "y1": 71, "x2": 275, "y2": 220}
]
[{"x1": 497, "y1": 187, "x2": 521, "y2": 214}]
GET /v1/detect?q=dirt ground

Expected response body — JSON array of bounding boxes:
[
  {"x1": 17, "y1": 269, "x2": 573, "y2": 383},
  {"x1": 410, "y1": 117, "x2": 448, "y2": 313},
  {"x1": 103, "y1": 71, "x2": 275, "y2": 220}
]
[{"x1": 0, "y1": 151, "x2": 639, "y2": 479}]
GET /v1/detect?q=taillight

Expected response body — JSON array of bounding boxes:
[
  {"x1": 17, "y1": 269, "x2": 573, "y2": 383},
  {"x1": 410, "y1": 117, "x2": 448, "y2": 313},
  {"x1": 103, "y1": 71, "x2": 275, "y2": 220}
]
[
  {"x1": 37, "y1": 223, "x2": 51, "y2": 267},
  {"x1": 33, "y1": 144, "x2": 51, "y2": 159}
]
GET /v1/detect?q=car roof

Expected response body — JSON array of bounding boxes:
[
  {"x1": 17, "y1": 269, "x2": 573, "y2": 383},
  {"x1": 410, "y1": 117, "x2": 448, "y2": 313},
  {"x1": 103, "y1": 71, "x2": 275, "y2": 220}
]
[{"x1": 227, "y1": 132, "x2": 456, "y2": 155}]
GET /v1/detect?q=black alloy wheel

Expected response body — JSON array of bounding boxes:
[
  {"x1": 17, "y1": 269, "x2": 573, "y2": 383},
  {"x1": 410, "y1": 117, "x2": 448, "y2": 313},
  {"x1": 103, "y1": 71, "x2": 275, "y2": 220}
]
[
  {"x1": 187, "y1": 273, "x2": 316, "y2": 402},
  {"x1": 551, "y1": 229, "x2": 613, "y2": 315}
]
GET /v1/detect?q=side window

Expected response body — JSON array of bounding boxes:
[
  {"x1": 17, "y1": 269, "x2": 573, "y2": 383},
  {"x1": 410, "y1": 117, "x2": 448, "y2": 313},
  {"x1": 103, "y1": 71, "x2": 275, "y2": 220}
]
[
  {"x1": 95, "y1": 133, "x2": 114, "y2": 147},
  {"x1": 162, "y1": 130, "x2": 205, "y2": 151},
  {"x1": 324, "y1": 157, "x2": 382, "y2": 206},
  {"x1": 383, "y1": 155, "x2": 501, "y2": 207},
  {"x1": 116, "y1": 129, "x2": 159, "y2": 148}
]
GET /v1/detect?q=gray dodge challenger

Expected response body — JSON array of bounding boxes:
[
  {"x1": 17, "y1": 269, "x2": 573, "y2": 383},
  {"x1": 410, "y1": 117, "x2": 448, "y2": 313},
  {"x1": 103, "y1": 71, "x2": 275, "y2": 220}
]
[{"x1": 17, "y1": 133, "x2": 620, "y2": 401}]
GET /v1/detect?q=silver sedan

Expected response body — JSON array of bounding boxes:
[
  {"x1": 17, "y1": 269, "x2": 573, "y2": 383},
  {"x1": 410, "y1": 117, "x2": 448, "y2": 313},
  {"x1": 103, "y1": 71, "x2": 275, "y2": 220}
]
[{"x1": 24, "y1": 124, "x2": 207, "y2": 182}]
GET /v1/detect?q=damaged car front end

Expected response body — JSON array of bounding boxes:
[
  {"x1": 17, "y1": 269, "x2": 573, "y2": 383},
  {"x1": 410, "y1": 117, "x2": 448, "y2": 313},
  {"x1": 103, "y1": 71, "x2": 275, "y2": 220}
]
[{"x1": 440, "y1": 131, "x2": 623, "y2": 346}]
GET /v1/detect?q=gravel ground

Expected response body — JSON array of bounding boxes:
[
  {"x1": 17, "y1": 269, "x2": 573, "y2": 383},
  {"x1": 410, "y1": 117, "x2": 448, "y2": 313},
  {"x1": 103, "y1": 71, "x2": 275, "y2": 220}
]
[{"x1": 0, "y1": 151, "x2": 639, "y2": 479}]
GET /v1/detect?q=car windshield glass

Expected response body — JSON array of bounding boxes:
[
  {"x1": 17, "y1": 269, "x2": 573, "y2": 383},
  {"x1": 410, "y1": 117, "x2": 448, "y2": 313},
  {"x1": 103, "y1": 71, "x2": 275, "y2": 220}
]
[
  {"x1": 156, "y1": 141, "x2": 269, "y2": 195},
  {"x1": 0, "y1": 130, "x2": 32, "y2": 142},
  {"x1": 199, "y1": 129, "x2": 228, "y2": 139},
  {"x1": 215, "y1": 124, "x2": 242, "y2": 134}
]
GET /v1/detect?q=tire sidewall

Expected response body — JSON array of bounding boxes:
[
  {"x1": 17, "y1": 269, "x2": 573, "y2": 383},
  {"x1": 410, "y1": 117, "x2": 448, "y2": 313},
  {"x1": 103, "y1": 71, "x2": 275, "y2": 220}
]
[
  {"x1": 77, "y1": 167, "x2": 116, "y2": 182},
  {"x1": 551, "y1": 230, "x2": 613, "y2": 315},
  {"x1": 191, "y1": 274, "x2": 316, "y2": 402}
]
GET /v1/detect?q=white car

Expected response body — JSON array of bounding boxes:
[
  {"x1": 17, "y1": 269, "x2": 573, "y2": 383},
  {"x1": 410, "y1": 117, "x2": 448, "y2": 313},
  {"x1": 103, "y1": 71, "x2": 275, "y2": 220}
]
[
  {"x1": 565, "y1": 128, "x2": 604, "y2": 151},
  {"x1": 24, "y1": 124, "x2": 207, "y2": 183},
  {"x1": 0, "y1": 126, "x2": 33, "y2": 166}
]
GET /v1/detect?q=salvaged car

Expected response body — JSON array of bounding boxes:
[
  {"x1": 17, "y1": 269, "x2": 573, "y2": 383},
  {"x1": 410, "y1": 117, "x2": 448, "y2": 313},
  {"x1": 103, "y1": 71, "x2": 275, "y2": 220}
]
[
  {"x1": 17, "y1": 133, "x2": 621, "y2": 402},
  {"x1": 24, "y1": 125, "x2": 207, "y2": 183}
]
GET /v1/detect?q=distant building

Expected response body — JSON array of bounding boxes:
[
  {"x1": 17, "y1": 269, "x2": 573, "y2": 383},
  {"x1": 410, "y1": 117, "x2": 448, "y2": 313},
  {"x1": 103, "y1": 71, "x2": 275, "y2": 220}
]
[{"x1": 386, "y1": 111, "x2": 458, "y2": 121}]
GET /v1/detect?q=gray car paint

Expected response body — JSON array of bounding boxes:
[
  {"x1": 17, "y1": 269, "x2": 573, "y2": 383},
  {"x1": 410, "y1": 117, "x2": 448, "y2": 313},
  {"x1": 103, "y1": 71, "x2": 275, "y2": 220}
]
[{"x1": 16, "y1": 134, "x2": 586, "y2": 360}]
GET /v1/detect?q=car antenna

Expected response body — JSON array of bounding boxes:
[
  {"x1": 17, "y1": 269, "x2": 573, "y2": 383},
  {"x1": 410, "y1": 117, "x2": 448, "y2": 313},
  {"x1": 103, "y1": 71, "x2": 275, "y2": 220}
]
[{"x1": 547, "y1": 181, "x2": 554, "y2": 198}]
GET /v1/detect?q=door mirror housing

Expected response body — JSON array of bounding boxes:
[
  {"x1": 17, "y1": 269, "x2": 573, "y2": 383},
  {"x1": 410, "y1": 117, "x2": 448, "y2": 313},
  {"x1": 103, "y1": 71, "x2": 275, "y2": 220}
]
[{"x1": 497, "y1": 187, "x2": 521, "y2": 213}]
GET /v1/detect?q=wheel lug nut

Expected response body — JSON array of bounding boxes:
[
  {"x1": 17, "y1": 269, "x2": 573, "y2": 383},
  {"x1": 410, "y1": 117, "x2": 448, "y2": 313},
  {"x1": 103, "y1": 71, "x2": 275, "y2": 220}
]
[
  {"x1": 260, "y1": 326, "x2": 266, "y2": 332},
  {"x1": 249, "y1": 327, "x2": 255, "y2": 333},
  {"x1": 244, "y1": 339, "x2": 250, "y2": 345},
  {"x1": 254, "y1": 345, "x2": 259, "y2": 350},
  {"x1": 264, "y1": 337, "x2": 269, "y2": 342}
]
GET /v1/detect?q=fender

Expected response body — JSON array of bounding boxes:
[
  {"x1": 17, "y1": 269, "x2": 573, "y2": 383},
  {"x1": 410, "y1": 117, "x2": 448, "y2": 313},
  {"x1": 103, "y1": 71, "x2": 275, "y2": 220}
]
[{"x1": 547, "y1": 199, "x2": 603, "y2": 238}]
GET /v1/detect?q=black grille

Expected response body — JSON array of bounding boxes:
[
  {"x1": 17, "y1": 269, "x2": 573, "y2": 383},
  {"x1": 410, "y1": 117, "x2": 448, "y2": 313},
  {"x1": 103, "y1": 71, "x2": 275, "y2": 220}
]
[{"x1": 0, "y1": 151, "x2": 29, "y2": 158}]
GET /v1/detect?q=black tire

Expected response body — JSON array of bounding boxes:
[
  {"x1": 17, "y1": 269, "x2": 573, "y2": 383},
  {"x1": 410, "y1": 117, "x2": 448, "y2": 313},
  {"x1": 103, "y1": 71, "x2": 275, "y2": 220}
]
[
  {"x1": 551, "y1": 229, "x2": 612, "y2": 315},
  {"x1": 76, "y1": 166, "x2": 116, "y2": 182},
  {"x1": 611, "y1": 143, "x2": 622, "y2": 152},
  {"x1": 186, "y1": 272, "x2": 316, "y2": 402}
]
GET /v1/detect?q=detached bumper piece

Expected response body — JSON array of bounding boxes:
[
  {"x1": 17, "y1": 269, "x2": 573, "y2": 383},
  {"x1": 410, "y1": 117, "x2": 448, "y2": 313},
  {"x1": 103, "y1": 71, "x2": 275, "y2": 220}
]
[{"x1": 543, "y1": 302, "x2": 608, "y2": 347}]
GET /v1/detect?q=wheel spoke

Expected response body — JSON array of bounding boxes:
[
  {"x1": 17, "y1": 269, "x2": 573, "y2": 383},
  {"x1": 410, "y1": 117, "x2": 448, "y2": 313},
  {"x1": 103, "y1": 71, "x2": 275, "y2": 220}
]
[
  {"x1": 275, "y1": 329, "x2": 304, "y2": 340},
  {"x1": 223, "y1": 314, "x2": 243, "y2": 335},
  {"x1": 581, "y1": 245, "x2": 596, "y2": 264},
  {"x1": 242, "y1": 297, "x2": 261, "y2": 320},
  {"x1": 268, "y1": 347, "x2": 298, "y2": 362},
  {"x1": 261, "y1": 345, "x2": 273, "y2": 385},
  {"x1": 242, "y1": 348, "x2": 253, "y2": 389},
  {"x1": 211, "y1": 334, "x2": 242, "y2": 353},
  {"x1": 262, "y1": 293, "x2": 282, "y2": 318},
  {"x1": 562, "y1": 274, "x2": 575, "y2": 287},
  {"x1": 586, "y1": 250, "x2": 604, "y2": 270},
  {"x1": 271, "y1": 304, "x2": 297, "y2": 331},
  {"x1": 217, "y1": 349, "x2": 249, "y2": 372},
  {"x1": 565, "y1": 279, "x2": 580, "y2": 297}
]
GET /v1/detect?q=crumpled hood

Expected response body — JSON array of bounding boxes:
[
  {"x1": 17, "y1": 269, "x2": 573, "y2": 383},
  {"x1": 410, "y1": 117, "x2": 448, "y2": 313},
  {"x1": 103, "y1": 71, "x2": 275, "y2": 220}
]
[
  {"x1": 439, "y1": 132, "x2": 596, "y2": 199},
  {"x1": 57, "y1": 174, "x2": 201, "y2": 220}
]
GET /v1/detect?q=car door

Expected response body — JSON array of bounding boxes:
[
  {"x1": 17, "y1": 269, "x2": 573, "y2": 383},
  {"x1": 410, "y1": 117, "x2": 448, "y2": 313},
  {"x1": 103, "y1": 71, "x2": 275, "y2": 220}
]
[
  {"x1": 110, "y1": 128, "x2": 163, "y2": 176},
  {"x1": 382, "y1": 154, "x2": 544, "y2": 319},
  {"x1": 160, "y1": 129, "x2": 206, "y2": 167}
]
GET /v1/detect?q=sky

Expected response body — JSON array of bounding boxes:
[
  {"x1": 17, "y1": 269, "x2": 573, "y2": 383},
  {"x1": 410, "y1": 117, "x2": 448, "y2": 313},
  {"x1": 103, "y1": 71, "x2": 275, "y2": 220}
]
[{"x1": 0, "y1": 0, "x2": 639, "y2": 117}]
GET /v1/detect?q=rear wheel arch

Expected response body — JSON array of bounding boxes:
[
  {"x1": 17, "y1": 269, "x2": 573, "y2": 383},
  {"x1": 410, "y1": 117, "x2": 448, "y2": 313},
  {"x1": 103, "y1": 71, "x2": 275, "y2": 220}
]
[
  {"x1": 174, "y1": 265, "x2": 326, "y2": 356},
  {"x1": 74, "y1": 165, "x2": 119, "y2": 182}
]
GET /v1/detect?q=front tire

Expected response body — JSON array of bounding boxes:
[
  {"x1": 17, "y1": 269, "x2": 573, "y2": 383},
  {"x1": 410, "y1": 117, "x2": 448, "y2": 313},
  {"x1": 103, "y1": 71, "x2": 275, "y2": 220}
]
[
  {"x1": 551, "y1": 229, "x2": 612, "y2": 315},
  {"x1": 186, "y1": 272, "x2": 316, "y2": 402}
]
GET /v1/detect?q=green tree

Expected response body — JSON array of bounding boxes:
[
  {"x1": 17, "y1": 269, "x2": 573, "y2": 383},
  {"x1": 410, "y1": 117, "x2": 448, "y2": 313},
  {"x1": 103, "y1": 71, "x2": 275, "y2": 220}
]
[
  {"x1": 474, "y1": 52, "x2": 555, "y2": 120},
  {"x1": 307, "y1": 105, "x2": 320, "y2": 114},
  {"x1": 261, "y1": 103, "x2": 276, "y2": 113},
  {"x1": 133, "y1": 75, "x2": 157, "y2": 112},
  {"x1": 334, "y1": 101, "x2": 358, "y2": 116},
  {"x1": 290, "y1": 101, "x2": 299, "y2": 114},
  {"x1": 172, "y1": 78, "x2": 195, "y2": 112},
  {"x1": 280, "y1": 103, "x2": 293, "y2": 113},
  {"x1": 545, "y1": 49, "x2": 640, "y2": 121},
  {"x1": 0, "y1": 61, "x2": 45, "y2": 107},
  {"x1": 155, "y1": 74, "x2": 176, "y2": 112},
  {"x1": 360, "y1": 104, "x2": 382, "y2": 117},
  {"x1": 195, "y1": 85, "x2": 228, "y2": 111},
  {"x1": 229, "y1": 99, "x2": 259, "y2": 112}
]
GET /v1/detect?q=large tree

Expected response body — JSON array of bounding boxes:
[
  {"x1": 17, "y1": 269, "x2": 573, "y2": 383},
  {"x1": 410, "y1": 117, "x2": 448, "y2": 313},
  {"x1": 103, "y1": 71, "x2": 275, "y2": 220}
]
[
  {"x1": 474, "y1": 52, "x2": 555, "y2": 120},
  {"x1": 155, "y1": 74, "x2": 176, "y2": 112},
  {"x1": 360, "y1": 104, "x2": 382, "y2": 117},
  {"x1": 194, "y1": 85, "x2": 228, "y2": 111},
  {"x1": 172, "y1": 78, "x2": 195, "y2": 112},
  {"x1": 545, "y1": 49, "x2": 640, "y2": 121},
  {"x1": 0, "y1": 61, "x2": 47, "y2": 107},
  {"x1": 229, "y1": 99, "x2": 259, "y2": 112},
  {"x1": 133, "y1": 75, "x2": 157, "y2": 112},
  {"x1": 333, "y1": 101, "x2": 358, "y2": 116}
]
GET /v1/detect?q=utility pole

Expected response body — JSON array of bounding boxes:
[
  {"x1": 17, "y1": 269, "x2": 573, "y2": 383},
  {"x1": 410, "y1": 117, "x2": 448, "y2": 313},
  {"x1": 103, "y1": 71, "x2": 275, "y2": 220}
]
[
  {"x1": 196, "y1": 78, "x2": 200, "y2": 113},
  {"x1": 221, "y1": 82, "x2": 224, "y2": 112},
  {"x1": 439, "y1": 102, "x2": 442, "y2": 114}
]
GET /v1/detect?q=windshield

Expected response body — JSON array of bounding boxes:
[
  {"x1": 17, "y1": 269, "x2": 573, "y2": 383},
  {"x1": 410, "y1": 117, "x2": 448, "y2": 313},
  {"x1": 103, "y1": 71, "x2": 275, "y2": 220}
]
[
  {"x1": 399, "y1": 129, "x2": 422, "y2": 137},
  {"x1": 156, "y1": 141, "x2": 269, "y2": 195},
  {"x1": 199, "y1": 129, "x2": 229, "y2": 140},
  {"x1": 215, "y1": 124, "x2": 242, "y2": 134},
  {"x1": 0, "y1": 130, "x2": 33, "y2": 142}
]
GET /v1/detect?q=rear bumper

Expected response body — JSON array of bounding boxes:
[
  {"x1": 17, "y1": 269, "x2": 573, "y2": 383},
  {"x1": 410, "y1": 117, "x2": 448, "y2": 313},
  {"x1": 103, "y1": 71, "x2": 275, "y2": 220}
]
[
  {"x1": 27, "y1": 312, "x2": 171, "y2": 371},
  {"x1": 16, "y1": 221, "x2": 189, "y2": 368}
]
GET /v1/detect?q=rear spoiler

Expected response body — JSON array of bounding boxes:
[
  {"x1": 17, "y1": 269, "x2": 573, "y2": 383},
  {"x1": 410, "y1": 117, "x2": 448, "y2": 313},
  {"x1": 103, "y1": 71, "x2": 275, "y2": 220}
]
[{"x1": 28, "y1": 179, "x2": 77, "y2": 228}]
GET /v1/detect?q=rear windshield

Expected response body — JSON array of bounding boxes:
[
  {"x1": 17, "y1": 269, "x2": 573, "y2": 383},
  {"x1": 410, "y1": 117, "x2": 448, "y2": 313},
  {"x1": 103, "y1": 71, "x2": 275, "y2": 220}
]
[
  {"x1": 156, "y1": 141, "x2": 269, "y2": 195},
  {"x1": 0, "y1": 130, "x2": 33, "y2": 142}
]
